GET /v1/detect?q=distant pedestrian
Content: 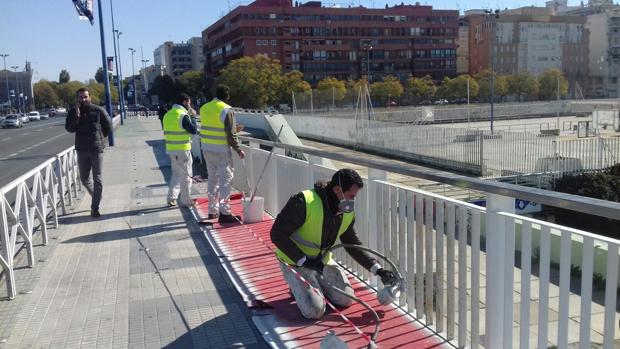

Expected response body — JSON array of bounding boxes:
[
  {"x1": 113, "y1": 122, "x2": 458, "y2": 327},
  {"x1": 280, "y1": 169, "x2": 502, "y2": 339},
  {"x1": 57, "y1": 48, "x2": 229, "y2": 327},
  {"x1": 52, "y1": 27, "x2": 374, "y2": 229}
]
[
  {"x1": 65, "y1": 87, "x2": 112, "y2": 218},
  {"x1": 199, "y1": 85, "x2": 245, "y2": 223},
  {"x1": 163, "y1": 93, "x2": 198, "y2": 207},
  {"x1": 158, "y1": 104, "x2": 169, "y2": 129}
]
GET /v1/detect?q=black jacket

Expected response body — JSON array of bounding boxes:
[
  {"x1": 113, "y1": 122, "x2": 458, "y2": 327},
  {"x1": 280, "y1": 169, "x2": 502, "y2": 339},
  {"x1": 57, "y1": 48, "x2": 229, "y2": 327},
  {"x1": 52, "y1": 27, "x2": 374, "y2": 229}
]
[
  {"x1": 270, "y1": 181, "x2": 378, "y2": 270},
  {"x1": 65, "y1": 104, "x2": 112, "y2": 152}
]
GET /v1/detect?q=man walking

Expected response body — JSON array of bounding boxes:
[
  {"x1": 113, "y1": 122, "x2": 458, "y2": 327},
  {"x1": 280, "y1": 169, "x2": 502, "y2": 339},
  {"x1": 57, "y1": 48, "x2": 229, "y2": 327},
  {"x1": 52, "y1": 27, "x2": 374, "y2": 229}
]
[
  {"x1": 271, "y1": 169, "x2": 397, "y2": 319},
  {"x1": 163, "y1": 93, "x2": 198, "y2": 207},
  {"x1": 199, "y1": 85, "x2": 245, "y2": 223},
  {"x1": 65, "y1": 87, "x2": 112, "y2": 218}
]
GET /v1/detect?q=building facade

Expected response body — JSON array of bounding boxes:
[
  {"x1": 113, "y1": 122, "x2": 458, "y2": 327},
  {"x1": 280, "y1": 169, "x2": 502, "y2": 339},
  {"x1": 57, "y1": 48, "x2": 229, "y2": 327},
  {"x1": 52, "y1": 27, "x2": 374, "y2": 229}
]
[
  {"x1": 202, "y1": 0, "x2": 458, "y2": 85},
  {"x1": 456, "y1": 17, "x2": 470, "y2": 75},
  {"x1": 154, "y1": 38, "x2": 204, "y2": 78},
  {"x1": 467, "y1": 7, "x2": 588, "y2": 88}
]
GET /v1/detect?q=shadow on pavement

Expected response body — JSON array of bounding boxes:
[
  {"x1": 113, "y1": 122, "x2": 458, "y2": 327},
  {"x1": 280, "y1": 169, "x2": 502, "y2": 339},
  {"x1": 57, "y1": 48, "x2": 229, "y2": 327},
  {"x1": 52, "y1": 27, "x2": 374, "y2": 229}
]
[
  {"x1": 58, "y1": 206, "x2": 172, "y2": 225},
  {"x1": 62, "y1": 221, "x2": 186, "y2": 244}
]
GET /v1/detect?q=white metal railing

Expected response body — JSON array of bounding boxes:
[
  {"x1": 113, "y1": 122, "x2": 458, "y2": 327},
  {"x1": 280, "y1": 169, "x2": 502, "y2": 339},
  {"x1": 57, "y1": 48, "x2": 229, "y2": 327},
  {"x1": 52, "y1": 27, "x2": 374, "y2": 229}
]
[
  {"x1": 284, "y1": 114, "x2": 620, "y2": 177},
  {"x1": 233, "y1": 138, "x2": 620, "y2": 349},
  {"x1": 0, "y1": 146, "x2": 81, "y2": 299}
]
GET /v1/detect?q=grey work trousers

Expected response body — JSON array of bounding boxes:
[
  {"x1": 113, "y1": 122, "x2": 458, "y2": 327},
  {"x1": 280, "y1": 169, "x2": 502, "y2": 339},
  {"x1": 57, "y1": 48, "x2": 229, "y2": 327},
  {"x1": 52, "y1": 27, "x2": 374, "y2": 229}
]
[
  {"x1": 77, "y1": 150, "x2": 103, "y2": 210},
  {"x1": 280, "y1": 263, "x2": 354, "y2": 319},
  {"x1": 167, "y1": 151, "x2": 193, "y2": 206}
]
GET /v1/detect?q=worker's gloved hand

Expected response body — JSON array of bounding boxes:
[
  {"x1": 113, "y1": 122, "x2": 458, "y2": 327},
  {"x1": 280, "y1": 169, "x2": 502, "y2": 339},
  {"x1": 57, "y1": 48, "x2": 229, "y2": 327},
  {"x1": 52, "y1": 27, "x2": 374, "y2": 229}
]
[
  {"x1": 302, "y1": 258, "x2": 325, "y2": 274},
  {"x1": 376, "y1": 268, "x2": 398, "y2": 285}
]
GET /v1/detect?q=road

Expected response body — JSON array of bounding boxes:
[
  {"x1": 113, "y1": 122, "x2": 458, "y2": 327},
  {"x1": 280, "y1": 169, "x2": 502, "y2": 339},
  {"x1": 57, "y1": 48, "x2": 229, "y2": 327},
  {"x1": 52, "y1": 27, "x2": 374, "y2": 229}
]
[{"x1": 0, "y1": 117, "x2": 73, "y2": 188}]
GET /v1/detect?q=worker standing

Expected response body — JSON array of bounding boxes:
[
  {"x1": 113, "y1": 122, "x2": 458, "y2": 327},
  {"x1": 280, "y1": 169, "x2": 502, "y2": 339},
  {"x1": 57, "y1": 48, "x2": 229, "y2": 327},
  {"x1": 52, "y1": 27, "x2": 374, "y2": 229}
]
[
  {"x1": 270, "y1": 169, "x2": 398, "y2": 319},
  {"x1": 163, "y1": 93, "x2": 198, "y2": 207},
  {"x1": 199, "y1": 85, "x2": 245, "y2": 223}
]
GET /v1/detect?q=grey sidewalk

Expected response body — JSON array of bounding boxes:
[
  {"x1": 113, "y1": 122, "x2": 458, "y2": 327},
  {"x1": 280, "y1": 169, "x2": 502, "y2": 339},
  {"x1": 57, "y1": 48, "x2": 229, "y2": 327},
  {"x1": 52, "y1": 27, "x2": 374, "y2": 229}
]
[{"x1": 0, "y1": 118, "x2": 266, "y2": 349}]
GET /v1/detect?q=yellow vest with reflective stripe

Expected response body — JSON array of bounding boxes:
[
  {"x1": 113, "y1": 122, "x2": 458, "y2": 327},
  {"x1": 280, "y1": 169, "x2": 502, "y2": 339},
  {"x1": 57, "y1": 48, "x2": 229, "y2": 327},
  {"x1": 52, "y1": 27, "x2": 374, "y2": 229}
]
[
  {"x1": 275, "y1": 189, "x2": 354, "y2": 266},
  {"x1": 199, "y1": 99, "x2": 229, "y2": 145},
  {"x1": 163, "y1": 106, "x2": 191, "y2": 152}
]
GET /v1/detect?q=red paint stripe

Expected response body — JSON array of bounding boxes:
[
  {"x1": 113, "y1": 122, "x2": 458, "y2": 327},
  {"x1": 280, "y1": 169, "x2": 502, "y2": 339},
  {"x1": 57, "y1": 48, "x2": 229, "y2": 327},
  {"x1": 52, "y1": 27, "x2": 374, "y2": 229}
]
[{"x1": 196, "y1": 198, "x2": 446, "y2": 349}]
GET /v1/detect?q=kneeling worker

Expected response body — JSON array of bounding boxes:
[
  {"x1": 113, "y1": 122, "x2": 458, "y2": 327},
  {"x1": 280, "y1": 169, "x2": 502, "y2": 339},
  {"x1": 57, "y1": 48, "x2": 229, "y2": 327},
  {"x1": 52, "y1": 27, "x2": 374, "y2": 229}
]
[{"x1": 271, "y1": 169, "x2": 397, "y2": 319}]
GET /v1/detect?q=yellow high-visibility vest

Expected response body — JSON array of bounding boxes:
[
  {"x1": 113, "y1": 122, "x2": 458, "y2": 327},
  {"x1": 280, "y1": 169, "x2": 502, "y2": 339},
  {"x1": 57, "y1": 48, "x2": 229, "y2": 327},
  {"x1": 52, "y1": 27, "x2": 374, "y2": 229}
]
[
  {"x1": 163, "y1": 106, "x2": 191, "y2": 152},
  {"x1": 199, "y1": 99, "x2": 230, "y2": 146},
  {"x1": 275, "y1": 189, "x2": 354, "y2": 265}
]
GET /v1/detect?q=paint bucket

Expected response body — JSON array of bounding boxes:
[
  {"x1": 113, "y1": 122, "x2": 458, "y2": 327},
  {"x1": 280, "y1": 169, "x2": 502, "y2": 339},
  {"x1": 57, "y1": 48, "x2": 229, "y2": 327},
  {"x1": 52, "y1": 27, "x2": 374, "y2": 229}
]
[{"x1": 242, "y1": 197, "x2": 264, "y2": 223}]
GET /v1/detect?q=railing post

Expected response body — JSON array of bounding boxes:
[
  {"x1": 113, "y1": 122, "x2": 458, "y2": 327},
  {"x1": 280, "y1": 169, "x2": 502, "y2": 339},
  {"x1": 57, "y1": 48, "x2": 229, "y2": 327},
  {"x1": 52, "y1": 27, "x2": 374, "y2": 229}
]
[
  {"x1": 55, "y1": 155, "x2": 67, "y2": 215},
  {"x1": 0, "y1": 189, "x2": 16, "y2": 299},
  {"x1": 367, "y1": 168, "x2": 387, "y2": 287},
  {"x1": 485, "y1": 193, "x2": 514, "y2": 348}
]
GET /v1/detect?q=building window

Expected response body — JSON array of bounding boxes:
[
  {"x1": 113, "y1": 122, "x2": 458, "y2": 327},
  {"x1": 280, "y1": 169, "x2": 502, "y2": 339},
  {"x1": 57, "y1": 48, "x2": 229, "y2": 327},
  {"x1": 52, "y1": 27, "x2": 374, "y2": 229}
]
[
  {"x1": 256, "y1": 40, "x2": 262, "y2": 46},
  {"x1": 262, "y1": 40, "x2": 268, "y2": 45},
  {"x1": 271, "y1": 40, "x2": 277, "y2": 46}
]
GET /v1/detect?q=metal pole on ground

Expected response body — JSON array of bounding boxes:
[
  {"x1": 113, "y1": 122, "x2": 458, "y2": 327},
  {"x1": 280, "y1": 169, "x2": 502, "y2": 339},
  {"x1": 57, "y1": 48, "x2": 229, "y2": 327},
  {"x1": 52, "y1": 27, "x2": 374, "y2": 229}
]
[
  {"x1": 129, "y1": 48, "x2": 137, "y2": 105},
  {"x1": 11, "y1": 66, "x2": 19, "y2": 113},
  {"x1": 96, "y1": 0, "x2": 114, "y2": 146},
  {"x1": 110, "y1": 0, "x2": 124, "y2": 125}
]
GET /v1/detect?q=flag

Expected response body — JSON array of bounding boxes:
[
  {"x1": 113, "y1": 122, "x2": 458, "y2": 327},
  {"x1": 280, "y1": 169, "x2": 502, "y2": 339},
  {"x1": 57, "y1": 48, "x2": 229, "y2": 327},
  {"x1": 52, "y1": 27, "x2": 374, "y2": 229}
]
[{"x1": 72, "y1": 0, "x2": 94, "y2": 25}]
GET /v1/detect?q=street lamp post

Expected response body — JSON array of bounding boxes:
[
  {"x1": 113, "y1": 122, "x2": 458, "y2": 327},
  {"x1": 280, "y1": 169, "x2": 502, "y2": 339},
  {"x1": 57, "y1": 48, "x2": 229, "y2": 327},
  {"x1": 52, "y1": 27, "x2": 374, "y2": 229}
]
[
  {"x1": 11, "y1": 66, "x2": 19, "y2": 113},
  {"x1": 114, "y1": 30, "x2": 126, "y2": 123},
  {"x1": 0, "y1": 54, "x2": 10, "y2": 109},
  {"x1": 129, "y1": 48, "x2": 137, "y2": 105},
  {"x1": 110, "y1": 0, "x2": 124, "y2": 125},
  {"x1": 141, "y1": 58, "x2": 150, "y2": 100},
  {"x1": 362, "y1": 41, "x2": 373, "y2": 121},
  {"x1": 485, "y1": 9, "x2": 500, "y2": 134}
]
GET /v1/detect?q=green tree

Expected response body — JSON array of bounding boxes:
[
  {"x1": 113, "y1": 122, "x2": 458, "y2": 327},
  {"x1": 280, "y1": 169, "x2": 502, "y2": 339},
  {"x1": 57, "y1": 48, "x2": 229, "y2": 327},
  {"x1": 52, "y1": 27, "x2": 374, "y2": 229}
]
[
  {"x1": 435, "y1": 77, "x2": 452, "y2": 100},
  {"x1": 316, "y1": 77, "x2": 346, "y2": 106},
  {"x1": 149, "y1": 75, "x2": 182, "y2": 103},
  {"x1": 56, "y1": 81, "x2": 85, "y2": 107},
  {"x1": 448, "y1": 74, "x2": 479, "y2": 100},
  {"x1": 405, "y1": 75, "x2": 436, "y2": 103},
  {"x1": 94, "y1": 67, "x2": 112, "y2": 84},
  {"x1": 370, "y1": 76, "x2": 404, "y2": 106},
  {"x1": 33, "y1": 80, "x2": 59, "y2": 109},
  {"x1": 87, "y1": 82, "x2": 119, "y2": 105},
  {"x1": 507, "y1": 71, "x2": 539, "y2": 101},
  {"x1": 277, "y1": 70, "x2": 311, "y2": 104},
  {"x1": 217, "y1": 54, "x2": 283, "y2": 108},
  {"x1": 538, "y1": 69, "x2": 569, "y2": 100},
  {"x1": 59, "y1": 69, "x2": 70, "y2": 84},
  {"x1": 476, "y1": 70, "x2": 508, "y2": 102},
  {"x1": 177, "y1": 70, "x2": 206, "y2": 101}
]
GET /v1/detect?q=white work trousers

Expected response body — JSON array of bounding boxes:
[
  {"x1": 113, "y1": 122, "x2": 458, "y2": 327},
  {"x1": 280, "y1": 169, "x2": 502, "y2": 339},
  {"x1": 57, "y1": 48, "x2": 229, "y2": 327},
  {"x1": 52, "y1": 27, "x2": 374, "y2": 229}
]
[
  {"x1": 167, "y1": 151, "x2": 193, "y2": 205},
  {"x1": 203, "y1": 149, "x2": 234, "y2": 215}
]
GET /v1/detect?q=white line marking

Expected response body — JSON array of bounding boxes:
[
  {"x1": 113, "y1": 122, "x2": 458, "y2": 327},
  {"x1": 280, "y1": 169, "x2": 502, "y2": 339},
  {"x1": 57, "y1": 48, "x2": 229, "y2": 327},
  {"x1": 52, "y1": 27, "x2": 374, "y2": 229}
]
[
  {"x1": 1, "y1": 137, "x2": 10, "y2": 141},
  {"x1": 8, "y1": 153, "x2": 18, "y2": 157}
]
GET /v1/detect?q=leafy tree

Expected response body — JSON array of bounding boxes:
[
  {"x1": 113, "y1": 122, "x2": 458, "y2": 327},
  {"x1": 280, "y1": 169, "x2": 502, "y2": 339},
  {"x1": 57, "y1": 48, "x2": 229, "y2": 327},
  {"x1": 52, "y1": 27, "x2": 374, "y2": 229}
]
[
  {"x1": 277, "y1": 70, "x2": 310, "y2": 104},
  {"x1": 177, "y1": 70, "x2": 206, "y2": 101},
  {"x1": 405, "y1": 75, "x2": 436, "y2": 103},
  {"x1": 94, "y1": 67, "x2": 112, "y2": 84},
  {"x1": 507, "y1": 71, "x2": 539, "y2": 101},
  {"x1": 316, "y1": 77, "x2": 346, "y2": 105},
  {"x1": 538, "y1": 69, "x2": 569, "y2": 100},
  {"x1": 475, "y1": 69, "x2": 508, "y2": 102},
  {"x1": 435, "y1": 77, "x2": 452, "y2": 100},
  {"x1": 59, "y1": 69, "x2": 70, "y2": 84},
  {"x1": 33, "y1": 80, "x2": 59, "y2": 108},
  {"x1": 217, "y1": 54, "x2": 283, "y2": 108},
  {"x1": 148, "y1": 75, "x2": 182, "y2": 103},
  {"x1": 449, "y1": 74, "x2": 479, "y2": 100},
  {"x1": 56, "y1": 81, "x2": 85, "y2": 107},
  {"x1": 370, "y1": 76, "x2": 404, "y2": 106},
  {"x1": 87, "y1": 82, "x2": 119, "y2": 105}
]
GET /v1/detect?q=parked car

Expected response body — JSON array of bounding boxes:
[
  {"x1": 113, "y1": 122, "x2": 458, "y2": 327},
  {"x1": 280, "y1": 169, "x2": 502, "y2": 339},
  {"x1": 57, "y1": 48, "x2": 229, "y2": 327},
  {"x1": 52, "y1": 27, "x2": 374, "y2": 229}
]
[
  {"x1": 55, "y1": 107, "x2": 67, "y2": 114},
  {"x1": 28, "y1": 111, "x2": 41, "y2": 121},
  {"x1": 18, "y1": 113, "x2": 29, "y2": 124},
  {"x1": 43, "y1": 108, "x2": 57, "y2": 117},
  {"x1": 39, "y1": 113, "x2": 50, "y2": 120},
  {"x1": 1, "y1": 114, "x2": 23, "y2": 128},
  {"x1": 434, "y1": 99, "x2": 449, "y2": 105}
]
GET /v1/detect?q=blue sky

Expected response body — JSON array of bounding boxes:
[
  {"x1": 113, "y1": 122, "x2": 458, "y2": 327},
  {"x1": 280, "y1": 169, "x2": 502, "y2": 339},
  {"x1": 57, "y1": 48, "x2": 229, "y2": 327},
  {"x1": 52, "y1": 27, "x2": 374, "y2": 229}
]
[{"x1": 2, "y1": 0, "x2": 554, "y2": 82}]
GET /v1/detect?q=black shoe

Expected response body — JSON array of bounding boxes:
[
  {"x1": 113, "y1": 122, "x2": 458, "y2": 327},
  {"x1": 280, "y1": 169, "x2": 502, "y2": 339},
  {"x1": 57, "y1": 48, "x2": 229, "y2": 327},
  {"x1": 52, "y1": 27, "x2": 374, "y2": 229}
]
[
  {"x1": 218, "y1": 214, "x2": 241, "y2": 224},
  {"x1": 207, "y1": 213, "x2": 219, "y2": 220},
  {"x1": 91, "y1": 209, "x2": 101, "y2": 218}
]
